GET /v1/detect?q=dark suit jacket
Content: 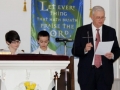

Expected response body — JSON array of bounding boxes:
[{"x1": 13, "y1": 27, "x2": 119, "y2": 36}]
[{"x1": 72, "y1": 24, "x2": 120, "y2": 86}]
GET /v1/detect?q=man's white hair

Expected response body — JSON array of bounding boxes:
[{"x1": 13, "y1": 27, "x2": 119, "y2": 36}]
[{"x1": 92, "y1": 6, "x2": 105, "y2": 15}]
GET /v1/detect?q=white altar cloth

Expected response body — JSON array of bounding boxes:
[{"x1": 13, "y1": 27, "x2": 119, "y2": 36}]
[{"x1": 0, "y1": 60, "x2": 70, "y2": 90}]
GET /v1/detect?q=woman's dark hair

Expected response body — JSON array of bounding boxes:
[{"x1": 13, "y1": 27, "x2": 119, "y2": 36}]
[
  {"x1": 37, "y1": 31, "x2": 50, "y2": 40},
  {"x1": 5, "y1": 30, "x2": 20, "y2": 43}
]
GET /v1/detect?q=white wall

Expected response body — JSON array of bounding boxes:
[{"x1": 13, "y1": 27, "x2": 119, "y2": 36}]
[
  {"x1": 109, "y1": 0, "x2": 120, "y2": 78},
  {"x1": 0, "y1": 0, "x2": 31, "y2": 52},
  {"x1": 118, "y1": 0, "x2": 120, "y2": 77},
  {"x1": 83, "y1": 0, "x2": 109, "y2": 25}
]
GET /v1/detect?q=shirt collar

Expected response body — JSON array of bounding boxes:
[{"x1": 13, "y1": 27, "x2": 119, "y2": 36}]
[
  {"x1": 92, "y1": 23, "x2": 102, "y2": 32},
  {"x1": 39, "y1": 47, "x2": 49, "y2": 52}
]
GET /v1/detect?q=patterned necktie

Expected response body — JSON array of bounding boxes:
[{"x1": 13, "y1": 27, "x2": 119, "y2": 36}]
[{"x1": 94, "y1": 29, "x2": 102, "y2": 68}]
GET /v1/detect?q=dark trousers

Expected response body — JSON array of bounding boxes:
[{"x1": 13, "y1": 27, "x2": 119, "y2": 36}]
[{"x1": 79, "y1": 66, "x2": 112, "y2": 90}]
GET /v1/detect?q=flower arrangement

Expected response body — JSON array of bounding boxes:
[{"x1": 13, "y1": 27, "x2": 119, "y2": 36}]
[{"x1": 24, "y1": 81, "x2": 36, "y2": 90}]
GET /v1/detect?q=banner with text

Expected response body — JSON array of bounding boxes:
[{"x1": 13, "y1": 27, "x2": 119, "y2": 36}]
[{"x1": 31, "y1": 0, "x2": 83, "y2": 56}]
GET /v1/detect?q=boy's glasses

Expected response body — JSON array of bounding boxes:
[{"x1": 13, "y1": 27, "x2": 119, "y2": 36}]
[{"x1": 11, "y1": 40, "x2": 21, "y2": 44}]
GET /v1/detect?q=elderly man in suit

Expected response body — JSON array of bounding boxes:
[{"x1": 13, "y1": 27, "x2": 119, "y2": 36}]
[{"x1": 72, "y1": 6, "x2": 120, "y2": 90}]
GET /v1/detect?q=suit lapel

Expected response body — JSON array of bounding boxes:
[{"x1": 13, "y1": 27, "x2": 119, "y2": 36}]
[
  {"x1": 87, "y1": 24, "x2": 94, "y2": 45},
  {"x1": 102, "y1": 25, "x2": 108, "y2": 41}
]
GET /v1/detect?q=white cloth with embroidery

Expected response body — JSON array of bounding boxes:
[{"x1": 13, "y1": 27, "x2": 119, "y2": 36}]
[{"x1": 0, "y1": 79, "x2": 7, "y2": 90}]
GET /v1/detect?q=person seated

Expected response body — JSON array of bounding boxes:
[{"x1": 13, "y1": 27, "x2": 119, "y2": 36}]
[
  {"x1": 4, "y1": 30, "x2": 24, "y2": 54},
  {"x1": 32, "y1": 31, "x2": 57, "y2": 55}
]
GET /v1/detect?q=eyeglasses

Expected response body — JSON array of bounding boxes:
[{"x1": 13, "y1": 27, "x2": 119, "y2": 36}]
[
  {"x1": 95, "y1": 16, "x2": 106, "y2": 20},
  {"x1": 11, "y1": 40, "x2": 21, "y2": 44}
]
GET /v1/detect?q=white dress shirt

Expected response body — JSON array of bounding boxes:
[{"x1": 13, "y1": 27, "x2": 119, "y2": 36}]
[
  {"x1": 92, "y1": 23, "x2": 102, "y2": 65},
  {"x1": 32, "y1": 47, "x2": 57, "y2": 55},
  {"x1": 4, "y1": 47, "x2": 24, "y2": 54}
]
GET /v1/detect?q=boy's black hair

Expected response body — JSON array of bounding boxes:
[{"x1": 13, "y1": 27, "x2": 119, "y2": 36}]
[
  {"x1": 5, "y1": 30, "x2": 20, "y2": 43},
  {"x1": 37, "y1": 31, "x2": 50, "y2": 40}
]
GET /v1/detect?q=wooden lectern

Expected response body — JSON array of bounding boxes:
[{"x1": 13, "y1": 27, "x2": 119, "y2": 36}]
[{"x1": 0, "y1": 54, "x2": 70, "y2": 90}]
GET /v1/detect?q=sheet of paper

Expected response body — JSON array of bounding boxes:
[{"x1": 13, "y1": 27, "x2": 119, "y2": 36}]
[{"x1": 95, "y1": 41, "x2": 114, "y2": 55}]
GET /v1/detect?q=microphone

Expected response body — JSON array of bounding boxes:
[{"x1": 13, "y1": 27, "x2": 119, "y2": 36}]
[{"x1": 55, "y1": 38, "x2": 74, "y2": 42}]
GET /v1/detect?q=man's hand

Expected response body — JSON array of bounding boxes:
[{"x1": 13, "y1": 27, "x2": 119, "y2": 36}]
[
  {"x1": 84, "y1": 43, "x2": 93, "y2": 52},
  {"x1": 104, "y1": 52, "x2": 114, "y2": 60}
]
